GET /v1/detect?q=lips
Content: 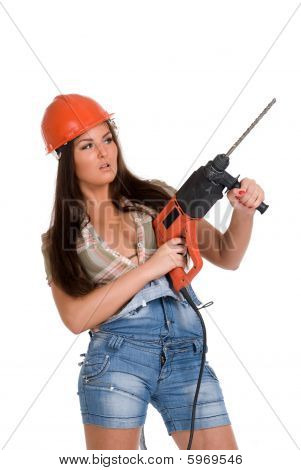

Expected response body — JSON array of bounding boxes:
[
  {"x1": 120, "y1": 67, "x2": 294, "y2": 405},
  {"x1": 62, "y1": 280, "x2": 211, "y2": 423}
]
[{"x1": 99, "y1": 163, "x2": 110, "y2": 169}]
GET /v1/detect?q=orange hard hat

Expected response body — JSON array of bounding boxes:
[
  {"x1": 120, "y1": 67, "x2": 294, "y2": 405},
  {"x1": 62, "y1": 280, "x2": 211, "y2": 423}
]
[{"x1": 41, "y1": 93, "x2": 115, "y2": 156}]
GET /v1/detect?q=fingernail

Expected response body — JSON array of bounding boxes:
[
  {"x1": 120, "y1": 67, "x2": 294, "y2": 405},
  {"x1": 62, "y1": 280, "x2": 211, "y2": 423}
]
[{"x1": 239, "y1": 190, "x2": 246, "y2": 195}]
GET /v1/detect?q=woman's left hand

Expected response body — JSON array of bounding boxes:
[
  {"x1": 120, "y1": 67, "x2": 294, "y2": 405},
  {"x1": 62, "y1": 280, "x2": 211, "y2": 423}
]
[{"x1": 227, "y1": 178, "x2": 265, "y2": 216}]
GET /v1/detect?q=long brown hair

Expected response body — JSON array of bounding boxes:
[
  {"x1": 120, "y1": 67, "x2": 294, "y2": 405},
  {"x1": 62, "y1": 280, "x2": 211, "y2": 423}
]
[{"x1": 42, "y1": 120, "x2": 181, "y2": 297}]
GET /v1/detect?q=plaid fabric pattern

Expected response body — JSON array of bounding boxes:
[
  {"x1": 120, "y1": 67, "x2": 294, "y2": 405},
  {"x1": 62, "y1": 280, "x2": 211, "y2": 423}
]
[
  {"x1": 41, "y1": 180, "x2": 176, "y2": 288},
  {"x1": 75, "y1": 196, "x2": 159, "y2": 286}
]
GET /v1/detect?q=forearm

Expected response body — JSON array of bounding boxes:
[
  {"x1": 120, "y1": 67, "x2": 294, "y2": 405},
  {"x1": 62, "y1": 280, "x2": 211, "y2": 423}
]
[
  {"x1": 72, "y1": 263, "x2": 153, "y2": 334},
  {"x1": 219, "y1": 209, "x2": 254, "y2": 269}
]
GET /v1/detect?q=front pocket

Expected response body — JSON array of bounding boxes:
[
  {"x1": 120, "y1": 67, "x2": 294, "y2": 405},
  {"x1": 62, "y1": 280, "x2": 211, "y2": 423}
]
[{"x1": 82, "y1": 354, "x2": 110, "y2": 384}]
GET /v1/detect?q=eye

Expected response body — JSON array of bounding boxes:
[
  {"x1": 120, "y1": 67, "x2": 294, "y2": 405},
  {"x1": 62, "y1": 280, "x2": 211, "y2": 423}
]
[
  {"x1": 81, "y1": 136, "x2": 113, "y2": 150},
  {"x1": 81, "y1": 143, "x2": 93, "y2": 150}
]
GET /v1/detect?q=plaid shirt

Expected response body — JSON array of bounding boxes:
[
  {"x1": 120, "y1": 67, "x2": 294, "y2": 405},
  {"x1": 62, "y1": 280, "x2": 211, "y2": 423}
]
[
  {"x1": 41, "y1": 180, "x2": 176, "y2": 288},
  {"x1": 40, "y1": 180, "x2": 203, "y2": 334},
  {"x1": 75, "y1": 196, "x2": 160, "y2": 286}
]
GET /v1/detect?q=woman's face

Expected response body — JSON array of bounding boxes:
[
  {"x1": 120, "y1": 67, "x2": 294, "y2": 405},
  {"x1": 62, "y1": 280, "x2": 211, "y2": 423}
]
[{"x1": 73, "y1": 121, "x2": 118, "y2": 189}]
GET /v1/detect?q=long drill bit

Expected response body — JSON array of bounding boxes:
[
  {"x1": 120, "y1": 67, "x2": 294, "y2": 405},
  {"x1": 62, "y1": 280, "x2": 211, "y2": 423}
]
[{"x1": 225, "y1": 97, "x2": 276, "y2": 157}]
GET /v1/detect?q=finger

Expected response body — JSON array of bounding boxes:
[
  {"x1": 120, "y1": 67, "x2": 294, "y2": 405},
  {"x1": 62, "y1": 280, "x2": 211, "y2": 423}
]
[
  {"x1": 238, "y1": 178, "x2": 256, "y2": 196},
  {"x1": 171, "y1": 242, "x2": 186, "y2": 251},
  {"x1": 239, "y1": 186, "x2": 257, "y2": 204},
  {"x1": 247, "y1": 192, "x2": 261, "y2": 207},
  {"x1": 175, "y1": 245, "x2": 186, "y2": 254},
  {"x1": 231, "y1": 188, "x2": 247, "y2": 200},
  {"x1": 240, "y1": 178, "x2": 255, "y2": 190},
  {"x1": 176, "y1": 253, "x2": 186, "y2": 265},
  {"x1": 252, "y1": 192, "x2": 264, "y2": 208},
  {"x1": 239, "y1": 191, "x2": 256, "y2": 206},
  {"x1": 170, "y1": 237, "x2": 185, "y2": 244},
  {"x1": 242, "y1": 183, "x2": 263, "y2": 205}
]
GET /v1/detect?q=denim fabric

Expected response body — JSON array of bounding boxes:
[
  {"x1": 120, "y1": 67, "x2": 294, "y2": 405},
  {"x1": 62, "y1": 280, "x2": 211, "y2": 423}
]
[
  {"x1": 96, "y1": 274, "x2": 203, "y2": 328},
  {"x1": 77, "y1": 283, "x2": 232, "y2": 436}
]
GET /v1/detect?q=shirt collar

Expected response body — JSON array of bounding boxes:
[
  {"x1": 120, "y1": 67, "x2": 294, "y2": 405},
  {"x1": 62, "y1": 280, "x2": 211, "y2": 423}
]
[{"x1": 80, "y1": 195, "x2": 157, "y2": 229}]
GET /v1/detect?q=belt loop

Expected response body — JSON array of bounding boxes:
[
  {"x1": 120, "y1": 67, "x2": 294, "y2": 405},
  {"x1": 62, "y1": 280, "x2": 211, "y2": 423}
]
[
  {"x1": 193, "y1": 338, "x2": 204, "y2": 353},
  {"x1": 193, "y1": 339, "x2": 200, "y2": 353},
  {"x1": 108, "y1": 334, "x2": 125, "y2": 350}
]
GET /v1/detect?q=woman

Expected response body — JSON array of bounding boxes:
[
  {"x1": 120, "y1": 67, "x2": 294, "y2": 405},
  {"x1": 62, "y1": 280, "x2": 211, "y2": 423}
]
[{"x1": 41, "y1": 94, "x2": 264, "y2": 450}]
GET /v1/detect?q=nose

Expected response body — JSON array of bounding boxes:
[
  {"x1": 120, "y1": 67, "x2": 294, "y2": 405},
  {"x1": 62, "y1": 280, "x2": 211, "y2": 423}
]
[{"x1": 96, "y1": 142, "x2": 107, "y2": 157}]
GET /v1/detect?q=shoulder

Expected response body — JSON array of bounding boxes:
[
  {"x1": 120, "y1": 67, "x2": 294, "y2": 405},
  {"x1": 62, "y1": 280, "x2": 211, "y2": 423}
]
[
  {"x1": 40, "y1": 231, "x2": 53, "y2": 285},
  {"x1": 120, "y1": 194, "x2": 157, "y2": 219},
  {"x1": 149, "y1": 178, "x2": 177, "y2": 197},
  {"x1": 41, "y1": 231, "x2": 50, "y2": 252},
  {"x1": 130, "y1": 179, "x2": 177, "y2": 219}
]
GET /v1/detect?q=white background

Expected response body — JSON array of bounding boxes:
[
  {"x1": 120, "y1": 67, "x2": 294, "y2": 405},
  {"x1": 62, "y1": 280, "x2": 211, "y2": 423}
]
[{"x1": 0, "y1": 0, "x2": 300, "y2": 467}]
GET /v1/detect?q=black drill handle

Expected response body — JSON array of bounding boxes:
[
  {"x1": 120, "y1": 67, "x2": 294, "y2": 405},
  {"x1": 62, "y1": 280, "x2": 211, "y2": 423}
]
[{"x1": 232, "y1": 181, "x2": 269, "y2": 214}]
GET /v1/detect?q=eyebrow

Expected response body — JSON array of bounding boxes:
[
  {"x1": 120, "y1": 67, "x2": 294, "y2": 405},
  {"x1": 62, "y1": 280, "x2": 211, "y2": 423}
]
[{"x1": 76, "y1": 131, "x2": 112, "y2": 145}]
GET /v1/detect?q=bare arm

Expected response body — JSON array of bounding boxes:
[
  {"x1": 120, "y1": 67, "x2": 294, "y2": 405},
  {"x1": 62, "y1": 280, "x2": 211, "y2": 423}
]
[
  {"x1": 195, "y1": 217, "x2": 236, "y2": 270},
  {"x1": 51, "y1": 262, "x2": 153, "y2": 335},
  {"x1": 195, "y1": 211, "x2": 253, "y2": 270},
  {"x1": 219, "y1": 209, "x2": 254, "y2": 269}
]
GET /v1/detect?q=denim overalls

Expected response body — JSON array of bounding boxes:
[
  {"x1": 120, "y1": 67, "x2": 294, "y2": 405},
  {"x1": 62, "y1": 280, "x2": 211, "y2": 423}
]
[
  {"x1": 77, "y1": 274, "x2": 231, "y2": 443},
  {"x1": 92, "y1": 274, "x2": 204, "y2": 332}
]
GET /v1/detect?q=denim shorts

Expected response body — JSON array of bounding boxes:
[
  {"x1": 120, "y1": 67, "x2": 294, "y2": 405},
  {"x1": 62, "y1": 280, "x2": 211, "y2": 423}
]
[{"x1": 77, "y1": 295, "x2": 231, "y2": 435}]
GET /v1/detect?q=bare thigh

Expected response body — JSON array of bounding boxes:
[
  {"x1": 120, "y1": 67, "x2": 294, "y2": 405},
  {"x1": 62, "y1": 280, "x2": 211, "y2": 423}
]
[
  {"x1": 84, "y1": 424, "x2": 142, "y2": 450},
  {"x1": 171, "y1": 424, "x2": 238, "y2": 450}
]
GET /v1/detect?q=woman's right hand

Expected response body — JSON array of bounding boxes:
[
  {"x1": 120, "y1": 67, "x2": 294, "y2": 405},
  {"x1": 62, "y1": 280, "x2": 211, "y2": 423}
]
[{"x1": 144, "y1": 237, "x2": 187, "y2": 280}]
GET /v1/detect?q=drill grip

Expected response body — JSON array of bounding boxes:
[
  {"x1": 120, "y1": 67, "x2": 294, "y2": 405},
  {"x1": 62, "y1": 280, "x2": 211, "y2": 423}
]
[{"x1": 232, "y1": 181, "x2": 269, "y2": 214}]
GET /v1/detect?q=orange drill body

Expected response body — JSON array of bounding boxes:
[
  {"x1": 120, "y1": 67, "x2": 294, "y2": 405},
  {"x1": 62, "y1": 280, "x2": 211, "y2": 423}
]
[{"x1": 152, "y1": 195, "x2": 203, "y2": 292}]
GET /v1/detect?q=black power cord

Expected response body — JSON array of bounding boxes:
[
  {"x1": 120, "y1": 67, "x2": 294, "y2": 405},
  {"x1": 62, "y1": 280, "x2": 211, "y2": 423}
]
[
  {"x1": 180, "y1": 287, "x2": 214, "y2": 449},
  {"x1": 139, "y1": 288, "x2": 214, "y2": 450}
]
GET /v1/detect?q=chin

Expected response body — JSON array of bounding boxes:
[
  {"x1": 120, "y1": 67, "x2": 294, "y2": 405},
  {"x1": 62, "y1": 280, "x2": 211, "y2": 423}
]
[{"x1": 98, "y1": 173, "x2": 116, "y2": 183}]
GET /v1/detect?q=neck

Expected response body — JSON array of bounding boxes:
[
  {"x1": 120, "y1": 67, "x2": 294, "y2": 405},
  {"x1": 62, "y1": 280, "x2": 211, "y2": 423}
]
[{"x1": 86, "y1": 199, "x2": 121, "y2": 224}]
